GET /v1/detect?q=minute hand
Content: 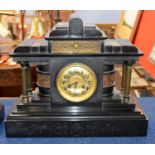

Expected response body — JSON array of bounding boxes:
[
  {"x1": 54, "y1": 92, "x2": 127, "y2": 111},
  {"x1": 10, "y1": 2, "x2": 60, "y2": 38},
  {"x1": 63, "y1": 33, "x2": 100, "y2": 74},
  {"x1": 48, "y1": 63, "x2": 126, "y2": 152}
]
[{"x1": 68, "y1": 81, "x2": 78, "y2": 88}]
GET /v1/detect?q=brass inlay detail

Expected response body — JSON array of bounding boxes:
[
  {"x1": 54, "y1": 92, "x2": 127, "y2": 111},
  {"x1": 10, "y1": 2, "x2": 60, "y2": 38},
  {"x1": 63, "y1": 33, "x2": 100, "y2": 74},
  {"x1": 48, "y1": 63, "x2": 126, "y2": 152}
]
[
  {"x1": 103, "y1": 73, "x2": 115, "y2": 88},
  {"x1": 52, "y1": 40, "x2": 101, "y2": 54},
  {"x1": 37, "y1": 73, "x2": 114, "y2": 90},
  {"x1": 37, "y1": 72, "x2": 50, "y2": 88}
]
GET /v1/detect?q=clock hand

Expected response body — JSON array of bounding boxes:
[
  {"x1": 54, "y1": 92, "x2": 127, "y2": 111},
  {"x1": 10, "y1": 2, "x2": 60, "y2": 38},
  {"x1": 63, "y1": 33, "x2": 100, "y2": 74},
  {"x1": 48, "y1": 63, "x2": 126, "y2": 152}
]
[
  {"x1": 68, "y1": 82, "x2": 74, "y2": 88},
  {"x1": 74, "y1": 81, "x2": 78, "y2": 89},
  {"x1": 68, "y1": 81, "x2": 78, "y2": 88}
]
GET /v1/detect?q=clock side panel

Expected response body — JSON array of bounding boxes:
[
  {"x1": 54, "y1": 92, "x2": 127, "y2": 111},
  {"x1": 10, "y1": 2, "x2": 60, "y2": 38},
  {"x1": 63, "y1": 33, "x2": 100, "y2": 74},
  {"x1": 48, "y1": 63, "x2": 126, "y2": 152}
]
[{"x1": 49, "y1": 57, "x2": 103, "y2": 106}]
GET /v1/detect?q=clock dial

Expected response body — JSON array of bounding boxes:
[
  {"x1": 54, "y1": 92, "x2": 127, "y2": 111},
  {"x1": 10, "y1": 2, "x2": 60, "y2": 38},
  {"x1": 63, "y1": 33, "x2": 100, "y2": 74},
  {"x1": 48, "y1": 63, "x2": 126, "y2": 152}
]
[{"x1": 56, "y1": 63, "x2": 97, "y2": 103}]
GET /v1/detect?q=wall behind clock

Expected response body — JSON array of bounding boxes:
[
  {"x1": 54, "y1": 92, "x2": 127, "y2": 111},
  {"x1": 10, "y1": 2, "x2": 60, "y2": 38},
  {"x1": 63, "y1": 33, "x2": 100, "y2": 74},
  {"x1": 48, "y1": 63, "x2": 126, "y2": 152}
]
[
  {"x1": 75, "y1": 10, "x2": 121, "y2": 24},
  {"x1": 134, "y1": 10, "x2": 155, "y2": 78}
]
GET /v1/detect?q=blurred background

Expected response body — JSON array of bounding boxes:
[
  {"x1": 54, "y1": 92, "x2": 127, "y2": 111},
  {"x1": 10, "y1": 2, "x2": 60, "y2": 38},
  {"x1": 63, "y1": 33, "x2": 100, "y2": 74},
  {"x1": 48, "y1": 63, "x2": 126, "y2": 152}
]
[{"x1": 0, "y1": 10, "x2": 155, "y2": 97}]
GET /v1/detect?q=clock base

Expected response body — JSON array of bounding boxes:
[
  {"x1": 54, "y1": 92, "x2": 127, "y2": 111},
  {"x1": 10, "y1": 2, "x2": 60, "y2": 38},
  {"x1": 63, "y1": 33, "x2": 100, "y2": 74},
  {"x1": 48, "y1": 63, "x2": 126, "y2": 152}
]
[
  {"x1": 0, "y1": 103, "x2": 5, "y2": 122},
  {"x1": 5, "y1": 95, "x2": 148, "y2": 137}
]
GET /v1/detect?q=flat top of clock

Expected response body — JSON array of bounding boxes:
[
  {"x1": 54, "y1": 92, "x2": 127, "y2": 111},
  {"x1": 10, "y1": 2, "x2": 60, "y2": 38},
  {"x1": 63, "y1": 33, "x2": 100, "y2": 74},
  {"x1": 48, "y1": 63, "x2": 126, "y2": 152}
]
[
  {"x1": 45, "y1": 14, "x2": 107, "y2": 40},
  {"x1": 53, "y1": 22, "x2": 97, "y2": 29}
]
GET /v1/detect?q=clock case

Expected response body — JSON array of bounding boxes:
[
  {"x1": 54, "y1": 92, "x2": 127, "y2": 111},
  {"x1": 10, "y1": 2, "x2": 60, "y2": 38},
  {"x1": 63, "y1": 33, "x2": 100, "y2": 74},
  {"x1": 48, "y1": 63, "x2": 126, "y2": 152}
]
[
  {"x1": 50, "y1": 57, "x2": 103, "y2": 106},
  {"x1": 0, "y1": 103, "x2": 4, "y2": 123},
  {"x1": 5, "y1": 14, "x2": 148, "y2": 137}
]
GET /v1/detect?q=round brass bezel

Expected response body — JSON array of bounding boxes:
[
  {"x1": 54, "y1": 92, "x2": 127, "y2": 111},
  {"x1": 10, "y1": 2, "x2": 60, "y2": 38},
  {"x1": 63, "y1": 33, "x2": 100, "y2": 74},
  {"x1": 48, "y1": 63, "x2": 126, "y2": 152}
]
[{"x1": 56, "y1": 63, "x2": 97, "y2": 103}]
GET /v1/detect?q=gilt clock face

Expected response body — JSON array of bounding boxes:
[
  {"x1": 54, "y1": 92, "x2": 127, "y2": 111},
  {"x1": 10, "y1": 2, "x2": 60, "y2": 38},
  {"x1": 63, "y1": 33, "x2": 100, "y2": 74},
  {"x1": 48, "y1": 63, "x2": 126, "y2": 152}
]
[{"x1": 56, "y1": 63, "x2": 97, "y2": 103}]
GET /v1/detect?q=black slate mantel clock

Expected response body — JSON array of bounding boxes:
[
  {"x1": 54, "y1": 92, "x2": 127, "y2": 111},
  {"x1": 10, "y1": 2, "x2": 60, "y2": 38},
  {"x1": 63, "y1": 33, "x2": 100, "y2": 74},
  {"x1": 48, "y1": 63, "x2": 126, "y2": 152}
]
[
  {"x1": 5, "y1": 14, "x2": 148, "y2": 137},
  {"x1": 0, "y1": 103, "x2": 4, "y2": 123}
]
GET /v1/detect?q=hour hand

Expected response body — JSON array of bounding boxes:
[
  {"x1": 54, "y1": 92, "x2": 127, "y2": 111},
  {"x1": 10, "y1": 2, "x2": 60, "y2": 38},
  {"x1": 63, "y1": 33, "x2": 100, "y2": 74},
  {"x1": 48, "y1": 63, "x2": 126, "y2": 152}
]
[
  {"x1": 68, "y1": 81, "x2": 78, "y2": 88},
  {"x1": 74, "y1": 81, "x2": 78, "y2": 88}
]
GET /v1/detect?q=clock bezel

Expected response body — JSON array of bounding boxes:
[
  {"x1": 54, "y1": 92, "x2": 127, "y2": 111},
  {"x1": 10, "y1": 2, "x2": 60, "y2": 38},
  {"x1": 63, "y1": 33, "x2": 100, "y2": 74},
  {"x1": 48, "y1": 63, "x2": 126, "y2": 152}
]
[{"x1": 56, "y1": 63, "x2": 97, "y2": 103}]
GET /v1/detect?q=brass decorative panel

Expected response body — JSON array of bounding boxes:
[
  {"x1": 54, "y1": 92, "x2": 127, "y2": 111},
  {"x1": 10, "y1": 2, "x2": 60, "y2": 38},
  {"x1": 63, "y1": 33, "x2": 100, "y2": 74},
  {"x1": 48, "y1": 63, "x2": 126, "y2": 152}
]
[
  {"x1": 52, "y1": 40, "x2": 101, "y2": 54},
  {"x1": 37, "y1": 72, "x2": 50, "y2": 88},
  {"x1": 37, "y1": 72, "x2": 114, "y2": 90},
  {"x1": 103, "y1": 73, "x2": 115, "y2": 88}
]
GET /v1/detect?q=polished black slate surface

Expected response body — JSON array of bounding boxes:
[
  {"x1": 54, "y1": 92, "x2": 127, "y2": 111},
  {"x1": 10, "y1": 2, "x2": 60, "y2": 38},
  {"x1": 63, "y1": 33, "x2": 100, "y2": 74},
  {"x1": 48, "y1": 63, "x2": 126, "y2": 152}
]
[
  {"x1": 5, "y1": 94, "x2": 148, "y2": 137},
  {"x1": 45, "y1": 14, "x2": 107, "y2": 40},
  {"x1": 0, "y1": 103, "x2": 4, "y2": 122},
  {"x1": 0, "y1": 97, "x2": 154, "y2": 143}
]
